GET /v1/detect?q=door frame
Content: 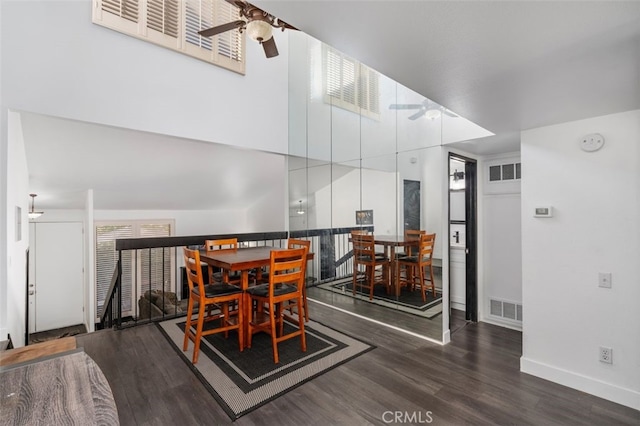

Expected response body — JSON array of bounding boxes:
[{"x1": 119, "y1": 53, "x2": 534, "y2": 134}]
[{"x1": 448, "y1": 153, "x2": 478, "y2": 322}]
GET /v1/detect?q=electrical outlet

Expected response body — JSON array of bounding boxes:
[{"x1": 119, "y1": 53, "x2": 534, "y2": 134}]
[
  {"x1": 598, "y1": 272, "x2": 612, "y2": 288},
  {"x1": 599, "y1": 346, "x2": 613, "y2": 364}
]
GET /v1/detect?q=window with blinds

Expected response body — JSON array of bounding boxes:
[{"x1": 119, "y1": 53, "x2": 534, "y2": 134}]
[
  {"x1": 95, "y1": 220, "x2": 174, "y2": 320},
  {"x1": 93, "y1": 0, "x2": 245, "y2": 74},
  {"x1": 323, "y1": 45, "x2": 380, "y2": 120}
]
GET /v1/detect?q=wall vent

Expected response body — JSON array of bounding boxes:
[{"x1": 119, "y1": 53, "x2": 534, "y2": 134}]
[
  {"x1": 489, "y1": 298, "x2": 522, "y2": 322},
  {"x1": 489, "y1": 162, "x2": 521, "y2": 182}
]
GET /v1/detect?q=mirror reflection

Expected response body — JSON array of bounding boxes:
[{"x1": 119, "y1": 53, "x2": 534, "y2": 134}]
[{"x1": 289, "y1": 31, "x2": 445, "y2": 342}]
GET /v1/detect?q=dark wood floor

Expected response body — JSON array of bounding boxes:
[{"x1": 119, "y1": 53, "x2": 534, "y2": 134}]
[{"x1": 77, "y1": 303, "x2": 639, "y2": 425}]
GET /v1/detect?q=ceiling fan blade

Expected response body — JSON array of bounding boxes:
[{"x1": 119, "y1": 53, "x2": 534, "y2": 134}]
[
  {"x1": 199, "y1": 20, "x2": 245, "y2": 38},
  {"x1": 408, "y1": 109, "x2": 426, "y2": 120},
  {"x1": 389, "y1": 104, "x2": 423, "y2": 110},
  {"x1": 262, "y1": 37, "x2": 279, "y2": 58}
]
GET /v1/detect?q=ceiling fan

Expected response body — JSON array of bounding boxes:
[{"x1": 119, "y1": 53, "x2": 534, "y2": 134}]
[
  {"x1": 389, "y1": 99, "x2": 459, "y2": 120},
  {"x1": 198, "y1": 0, "x2": 297, "y2": 58}
]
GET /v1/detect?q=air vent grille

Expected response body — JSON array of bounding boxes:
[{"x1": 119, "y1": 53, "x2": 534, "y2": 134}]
[
  {"x1": 489, "y1": 162, "x2": 521, "y2": 182},
  {"x1": 489, "y1": 298, "x2": 522, "y2": 322}
]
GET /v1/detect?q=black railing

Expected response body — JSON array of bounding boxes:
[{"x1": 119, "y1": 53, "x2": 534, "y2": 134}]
[
  {"x1": 99, "y1": 227, "x2": 372, "y2": 330},
  {"x1": 99, "y1": 260, "x2": 121, "y2": 329}
]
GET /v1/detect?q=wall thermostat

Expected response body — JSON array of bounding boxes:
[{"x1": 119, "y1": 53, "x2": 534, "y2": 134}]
[
  {"x1": 534, "y1": 206, "x2": 553, "y2": 218},
  {"x1": 580, "y1": 133, "x2": 605, "y2": 152}
]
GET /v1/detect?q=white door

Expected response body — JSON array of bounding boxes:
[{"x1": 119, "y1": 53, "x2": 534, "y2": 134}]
[{"x1": 32, "y1": 222, "x2": 84, "y2": 332}]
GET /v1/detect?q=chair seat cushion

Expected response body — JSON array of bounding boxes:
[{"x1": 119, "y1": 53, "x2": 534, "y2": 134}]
[
  {"x1": 193, "y1": 283, "x2": 241, "y2": 298},
  {"x1": 397, "y1": 255, "x2": 430, "y2": 264},
  {"x1": 357, "y1": 254, "x2": 388, "y2": 262},
  {"x1": 247, "y1": 283, "x2": 297, "y2": 297}
]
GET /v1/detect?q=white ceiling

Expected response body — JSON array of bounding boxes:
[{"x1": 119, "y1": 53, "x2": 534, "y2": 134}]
[{"x1": 259, "y1": 0, "x2": 640, "y2": 154}]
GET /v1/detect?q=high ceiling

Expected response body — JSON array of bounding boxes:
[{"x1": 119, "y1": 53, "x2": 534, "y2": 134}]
[{"x1": 258, "y1": 0, "x2": 640, "y2": 154}]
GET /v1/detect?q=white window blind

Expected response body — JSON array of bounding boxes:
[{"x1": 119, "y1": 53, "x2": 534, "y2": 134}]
[
  {"x1": 96, "y1": 224, "x2": 134, "y2": 317},
  {"x1": 95, "y1": 220, "x2": 174, "y2": 320},
  {"x1": 93, "y1": 0, "x2": 245, "y2": 74},
  {"x1": 323, "y1": 45, "x2": 380, "y2": 119},
  {"x1": 139, "y1": 223, "x2": 173, "y2": 293}
]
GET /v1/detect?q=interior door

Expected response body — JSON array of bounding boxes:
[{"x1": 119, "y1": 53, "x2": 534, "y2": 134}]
[{"x1": 32, "y1": 222, "x2": 84, "y2": 332}]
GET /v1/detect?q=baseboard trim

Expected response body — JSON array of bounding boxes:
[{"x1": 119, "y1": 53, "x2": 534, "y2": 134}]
[
  {"x1": 480, "y1": 316, "x2": 522, "y2": 332},
  {"x1": 520, "y1": 357, "x2": 640, "y2": 411}
]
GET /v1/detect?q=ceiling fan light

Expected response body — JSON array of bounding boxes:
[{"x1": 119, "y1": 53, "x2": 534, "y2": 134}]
[
  {"x1": 424, "y1": 108, "x2": 441, "y2": 120},
  {"x1": 246, "y1": 20, "x2": 273, "y2": 43}
]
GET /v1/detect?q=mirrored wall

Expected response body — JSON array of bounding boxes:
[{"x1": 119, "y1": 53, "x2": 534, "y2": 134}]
[{"x1": 287, "y1": 32, "x2": 447, "y2": 341}]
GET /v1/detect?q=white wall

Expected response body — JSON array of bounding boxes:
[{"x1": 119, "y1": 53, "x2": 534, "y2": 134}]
[
  {"x1": 481, "y1": 153, "x2": 522, "y2": 329},
  {"x1": 4, "y1": 111, "x2": 29, "y2": 347},
  {"x1": 1, "y1": 0, "x2": 289, "y2": 155},
  {"x1": 520, "y1": 109, "x2": 640, "y2": 410}
]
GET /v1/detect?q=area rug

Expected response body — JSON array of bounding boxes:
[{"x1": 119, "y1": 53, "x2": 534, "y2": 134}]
[
  {"x1": 158, "y1": 315, "x2": 374, "y2": 420},
  {"x1": 317, "y1": 276, "x2": 443, "y2": 319}
]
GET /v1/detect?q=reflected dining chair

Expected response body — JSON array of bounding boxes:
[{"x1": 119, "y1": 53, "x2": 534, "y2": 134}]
[
  {"x1": 182, "y1": 247, "x2": 244, "y2": 364},
  {"x1": 287, "y1": 238, "x2": 311, "y2": 322},
  {"x1": 246, "y1": 247, "x2": 308, "y2": 364},
  {"x1": 204, "y1": 238, "x2": 241, "y2": 285},
  {"x1": 351, "y1": 232, "x2": 390, "y2": 300},
  {"x1": 395, "y1": 233, "x2": 437, "y2": 302}
]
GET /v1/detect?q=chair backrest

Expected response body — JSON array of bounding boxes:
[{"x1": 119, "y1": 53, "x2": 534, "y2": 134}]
[
  {"x1": 405, "y1": 229, "x2": 425, "y2": 255},
  {"x1": 269, "y1": 247, "x2": 308, "y2": 296},
  {"x1": 351, "y1": 229, "x2": 369, "y2": 236},
  {"x1": 287, "y1": 238, "x2": 311, "y2": 250},
  {"x1": 418, "y1": 233, "x2": 436, "y2": 262},
  {"x1": 352, "y1": 233, "x2": 375, "y2": 263},
  {"x1": 204, "y1": 238, "x2": 238, "y2": 252},
  {"x1": 405, "y1": 229, "x2": 425, "y2": 239},
  {"x1": 183, "y1": 247, "x2": 205, "y2": 295}
]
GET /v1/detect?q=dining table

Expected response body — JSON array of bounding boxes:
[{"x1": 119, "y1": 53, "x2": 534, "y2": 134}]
[
  {"x1": 370, "y1": 235, "x2": 421, "y2": 296},
  {"x1": 199, "y1": 246, "x2": 314, "y2": 342}
]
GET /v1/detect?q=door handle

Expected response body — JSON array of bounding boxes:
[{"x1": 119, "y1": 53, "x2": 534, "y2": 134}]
[{"x1": 465, "y1": 248, "x2": 470, "y2": 254}]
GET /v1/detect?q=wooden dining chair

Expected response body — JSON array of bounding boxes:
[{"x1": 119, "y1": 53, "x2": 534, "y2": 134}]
[
  {"x1": 287, "y1": 238, "x2": 311, "y2": 322},
  {"x1": 403, "y1": 229, "x2": 426, "y2": 256},
  {"x1": 246, "y1": 247, "x2": 308, "y2": 364},
  {"x1": 351, "y1": 232, "x2": 390, "y2": 300},
  {"x1": 182, "y1": 247, "x2": 243, "y2": 364},
  {"x1": 204, "y1": 238, "x2": 241, "y2": 285},
  {"x1": 395, "y1": 233, "x2": 437, "y2": 302}
]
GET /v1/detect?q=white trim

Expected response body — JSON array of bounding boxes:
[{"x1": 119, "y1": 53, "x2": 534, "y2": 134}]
[
  {"x1": 521, "y1": 356, "x2": 640, "y2": 411},
  {"x1": 308, "y1": 298, "x2": 445, "y2": 346},
  {"x1": 480, "y1": 317, "x2": 522, "y2": 332}
]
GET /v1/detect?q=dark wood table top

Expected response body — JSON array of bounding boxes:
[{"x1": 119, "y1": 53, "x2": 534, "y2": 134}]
[
  {"x1": 199, "y1": 246, "x2": 276, "y2": 272},
  {"x1": 199, "y1": 246, "x2": 314, "y2": 290}
]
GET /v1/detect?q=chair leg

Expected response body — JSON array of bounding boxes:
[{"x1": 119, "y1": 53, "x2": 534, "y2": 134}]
[
  {"x1": 183, "y1": 297, "x2": 194, "y2": 351},
  {"x1": 302, "y1": 286, "x2": 309, "y2": 322},
  {"x1": 192, "y1": 306, "x2": 205, "y2": 364},
  {"x1": 298, "y1": 294, "x2": 307, "y2": 353},
  {"x1": 270, "y1": 303, "x2": 279, "y2": 364},
  {"x1": 369, "y1": 266, "x2": 375, "y2": 300},
  {"x1": 419, "y1": 264, "x2": 426, "y2": 303},
  {"x1": 237, "y1": 296, "x2": 244, "y2": 352},
  {"x1": 429, "y1": 264, "x2": 436, "y2": 297}
]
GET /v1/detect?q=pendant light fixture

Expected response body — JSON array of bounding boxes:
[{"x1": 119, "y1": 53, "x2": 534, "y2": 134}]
[
  {"x1": 297, "y1": 200, "x2": 305, "y2": 215},
  {"x1": 28, "y1": 193, "x2": 44, "y2": 219}
]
